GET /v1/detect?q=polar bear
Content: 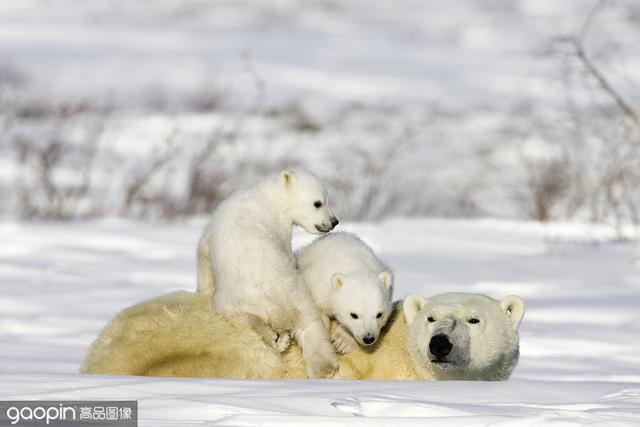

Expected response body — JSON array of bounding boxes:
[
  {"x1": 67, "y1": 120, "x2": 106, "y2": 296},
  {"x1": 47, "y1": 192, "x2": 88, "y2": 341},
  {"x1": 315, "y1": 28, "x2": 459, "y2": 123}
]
[
  {"x1": 196, "y1": 169, "x2": 340, "y2": 378},
  {"x1": 81, "y1": 291, "x2": 524, "y2": 381},
  {"x1": 401, "y1": 292, "x2": 524, "y2": 380},
  {"x1": 296, "y1": 232, "x2": 393, "y2": 354}
]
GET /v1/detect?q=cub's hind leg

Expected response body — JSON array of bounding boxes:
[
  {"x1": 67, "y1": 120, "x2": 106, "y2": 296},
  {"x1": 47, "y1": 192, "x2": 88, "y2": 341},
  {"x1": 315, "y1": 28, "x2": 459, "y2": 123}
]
[{"x1": 242, "y1": 313, "x2": 291, "y2": 353}]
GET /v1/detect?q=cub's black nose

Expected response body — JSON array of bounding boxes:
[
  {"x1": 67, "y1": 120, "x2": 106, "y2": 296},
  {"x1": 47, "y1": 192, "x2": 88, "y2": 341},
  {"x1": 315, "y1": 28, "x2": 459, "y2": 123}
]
[
  {"x1": 362, "y1": 334, "x2": 375, "y2": 345},
  {"x1": 429, "y1": 334, "x2": 452, "y2": 358},
  {"x1": 331, "y1": 217, "x2": 339, "y2": 228}
]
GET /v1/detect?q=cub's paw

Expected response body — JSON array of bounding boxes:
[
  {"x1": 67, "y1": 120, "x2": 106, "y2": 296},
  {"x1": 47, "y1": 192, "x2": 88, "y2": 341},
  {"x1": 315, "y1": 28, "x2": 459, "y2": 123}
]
[
  {"x1": 306, "y1": 350, "x2": 338, "y2": 379},
  {"x1": 331, "y1": 328, "x2": 358, "y2": 355},
  {"x1": 274, "y1": 332, "x2": 292, "y2": 353}
]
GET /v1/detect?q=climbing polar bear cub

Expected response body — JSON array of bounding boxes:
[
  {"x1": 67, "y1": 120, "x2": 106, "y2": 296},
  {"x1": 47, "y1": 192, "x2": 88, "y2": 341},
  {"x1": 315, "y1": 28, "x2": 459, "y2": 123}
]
[
  {"x1": 296, "y1": 232, "x2": 392, "y2": 354},
  {"x1": 197, "y1": 169, "x2": 340, "y2": 378},
  {"x1": 403, "y1": 292, "x2": 525, "y2": 380}
]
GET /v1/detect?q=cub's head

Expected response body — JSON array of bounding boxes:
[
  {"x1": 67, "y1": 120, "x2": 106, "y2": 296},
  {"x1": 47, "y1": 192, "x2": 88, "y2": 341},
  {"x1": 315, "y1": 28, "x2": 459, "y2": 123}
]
[
  {"x1": 403, "y1": 292, "x2": 524, "y2": 380},
  {"x1": 280, "y1": 170, "x2": 338, "y2": 235},
  {"x1": 331, "y1": 271, "x2": 393, "y2": 346}
]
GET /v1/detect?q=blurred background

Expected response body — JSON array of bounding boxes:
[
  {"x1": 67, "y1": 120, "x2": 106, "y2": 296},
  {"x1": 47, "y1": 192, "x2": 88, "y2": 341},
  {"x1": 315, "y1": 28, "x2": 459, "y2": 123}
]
[{"x1": 0, "y1": 0, "x2": 639, "y2": 234}]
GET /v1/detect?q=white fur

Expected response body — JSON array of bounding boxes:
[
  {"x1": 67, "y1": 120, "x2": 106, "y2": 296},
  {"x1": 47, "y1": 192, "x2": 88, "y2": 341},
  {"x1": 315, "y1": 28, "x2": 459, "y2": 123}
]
[
  {"x1": 296, "y1": 232, "x2": 393, "y2": 354},
  {"x1": 196, "y1": 169, "x2": 339, "y2": 378},
  {"x1": 403, "y1": 292, "x2": 525, "y2": 380}
]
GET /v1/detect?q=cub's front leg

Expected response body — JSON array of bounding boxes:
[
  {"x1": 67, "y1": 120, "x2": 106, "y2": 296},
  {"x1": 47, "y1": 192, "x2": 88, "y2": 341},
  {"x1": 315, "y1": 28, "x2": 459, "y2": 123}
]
[{"x1": 295, "y1": 319, "x2": 338, "y2": 379}]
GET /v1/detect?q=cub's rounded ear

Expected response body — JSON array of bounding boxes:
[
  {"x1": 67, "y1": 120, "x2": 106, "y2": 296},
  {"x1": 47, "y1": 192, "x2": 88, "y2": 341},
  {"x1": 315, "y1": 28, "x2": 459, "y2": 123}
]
[
  {"x1": 379, "y1": 271, "x2": 393, "y2": 290},
  {"x1": 403, "y1": 294, "x2": 427, "y2": 325},
  {"x1": 280, "y1": 170, "x2": 295, "y2": 188},
  {"x1": 500, "y1": 295, "x2": 525, "y2": 329},
  {"x1": 331, "y1": 273, "x2": 345, "y2": 289}
]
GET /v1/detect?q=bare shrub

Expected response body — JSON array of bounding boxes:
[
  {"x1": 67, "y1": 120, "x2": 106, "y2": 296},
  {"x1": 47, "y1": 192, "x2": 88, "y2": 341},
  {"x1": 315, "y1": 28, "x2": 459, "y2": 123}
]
[
  {"x1": 181, "y1": 130, "x2": 229, "y2": 216},
  {"x1": 119, "y1": 128, "x2": 182, "y2": 218},
  {"x1": 10, "y1": 117, "x2": 103, "y2": 220},
  {"x1": 327, "y1": 121, "x2": 417, "y2": 221},
  {"x1": 0, "y1": 68, "x2": 109, "y2": 220},
  {"x1": 186, "y1": 83, "x2": 228, "y2": 113},
  {"x1": 570, "y1": 26, "x2": 640, "y2": 235},
  {"x1": 12, "y1": 99, "x2": 99, "y2": 121},
  {"x1": 522, "y1": 1, "x2": 640, "y2": 236},
  {"x1": 521, "y1": 154, "x2": 572, "y2": 222},
  {"x1": 585, "y1": 120, "x2": 640, "y2": 235},
  {"x1": 264, "y1": 104, "x2": 323, "y2": 133}
]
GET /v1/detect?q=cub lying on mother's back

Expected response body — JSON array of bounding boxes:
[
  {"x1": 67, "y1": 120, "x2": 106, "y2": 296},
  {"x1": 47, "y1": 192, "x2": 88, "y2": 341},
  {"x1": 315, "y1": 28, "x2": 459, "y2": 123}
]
[{"x1": 296, "y1": 232, "x2": 392, "y2": 354}]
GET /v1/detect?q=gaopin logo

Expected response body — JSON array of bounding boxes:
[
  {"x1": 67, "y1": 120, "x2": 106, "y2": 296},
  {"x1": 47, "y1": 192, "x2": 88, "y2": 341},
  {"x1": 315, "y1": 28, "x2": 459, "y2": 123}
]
[
  {"x1": 0, "y1": 401, "x2": 137, "y2": 426},
  {"x1": 6, "y1": 404, "x2": 76, "y2": 425}
]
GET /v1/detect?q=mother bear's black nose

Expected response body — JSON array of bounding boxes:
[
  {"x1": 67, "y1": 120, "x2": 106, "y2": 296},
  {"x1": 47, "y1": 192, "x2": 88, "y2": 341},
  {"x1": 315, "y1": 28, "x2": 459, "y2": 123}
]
[{"x1": 429, "y1": 334, "x2": 453, "y2": 358}]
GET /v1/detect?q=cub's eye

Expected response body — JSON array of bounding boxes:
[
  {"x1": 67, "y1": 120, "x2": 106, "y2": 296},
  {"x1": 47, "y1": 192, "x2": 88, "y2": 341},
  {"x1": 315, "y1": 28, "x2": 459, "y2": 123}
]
[
  {"x1": 350, "y1": 313, "x2": 358, "y2": 319},
  {"x1": 468, "y1": 318, "x2": 480, "y2": 324},
  {"x1": 427, "y1": 316, "x2": 435, "y2": 323},
  {"x1": 314, "y1": 201, "x2": 323, "y2": 208},
  {"x1": 376, "y1": 312, "x2": 383, "y2": 319}
]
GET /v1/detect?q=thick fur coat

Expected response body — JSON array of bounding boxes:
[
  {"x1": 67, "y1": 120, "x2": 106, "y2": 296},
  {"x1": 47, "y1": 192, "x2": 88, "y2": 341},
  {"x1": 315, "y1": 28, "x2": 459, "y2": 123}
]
[
  {"x1": 195, "y1": 170, "x2": 339, "y2": 378},
  {"x1": 296, "y1": 232, "x2": 393, "y2": 352},
  {"x1": 81, "y1": 291, "x2": 524, "y2": 381}
]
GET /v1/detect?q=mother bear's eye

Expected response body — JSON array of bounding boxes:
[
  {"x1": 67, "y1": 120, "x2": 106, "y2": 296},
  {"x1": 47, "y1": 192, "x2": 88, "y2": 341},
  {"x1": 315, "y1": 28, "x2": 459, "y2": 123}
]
[
  {"x1": 314, "y1": 201, "x2": 323, "y2": 208},
  {"x1": 350, "y1": 313, "x2": 358, "y2": 319},
  {"x1": 468, "y1": 318, "x2": 480, "y2": 324},
  {"x1": 427, "y1": 316, "x2": 435, "y2": 323},
  {"x1": 376, "y1": 312, "x2": 383, "y2": 319}
]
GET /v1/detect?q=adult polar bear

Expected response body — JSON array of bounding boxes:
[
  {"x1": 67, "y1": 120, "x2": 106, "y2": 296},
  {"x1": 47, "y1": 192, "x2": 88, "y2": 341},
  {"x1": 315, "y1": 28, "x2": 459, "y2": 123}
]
[
  {"x1": 81, "y1": 291, "x2": 525, "y2": 381},
  {"x1": 196, "y1": 169, "x2": 340, "y2": 378}
]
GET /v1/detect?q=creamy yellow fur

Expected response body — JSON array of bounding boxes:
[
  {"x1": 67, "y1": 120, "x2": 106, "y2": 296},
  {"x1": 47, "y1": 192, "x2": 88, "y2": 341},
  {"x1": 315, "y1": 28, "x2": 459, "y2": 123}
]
[
  {"x1": 82, "y1": 291, "x2": 522, "y2": 380},
  {"x1": 81, "y1": 291, "x2": 429, "y2": 380},
  {"x1": 81, "y1": 291, "x2": 291, "y2": 378}
]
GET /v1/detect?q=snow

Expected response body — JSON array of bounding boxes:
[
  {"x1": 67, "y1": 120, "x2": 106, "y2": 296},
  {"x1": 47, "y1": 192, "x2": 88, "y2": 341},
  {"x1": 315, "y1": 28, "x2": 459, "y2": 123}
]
[
  {"x1": 2, "y1": 0, "x2": 639, "y2": 110},
  {"x1": 1, "y1": 219, "x2": 639, "y2": 425}
]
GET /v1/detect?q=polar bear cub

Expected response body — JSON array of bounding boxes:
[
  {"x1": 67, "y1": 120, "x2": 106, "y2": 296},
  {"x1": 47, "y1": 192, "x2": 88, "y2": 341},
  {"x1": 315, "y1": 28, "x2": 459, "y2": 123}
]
[
  {"x1": 197, "y1": 169, "x2": 340, "y2": 378},
  {"x1": 296, "y1": 232, "x2": 393, "y2": 354}
]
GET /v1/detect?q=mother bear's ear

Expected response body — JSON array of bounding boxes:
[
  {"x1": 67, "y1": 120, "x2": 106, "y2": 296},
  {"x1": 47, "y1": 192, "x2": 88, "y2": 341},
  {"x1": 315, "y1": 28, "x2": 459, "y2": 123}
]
[
  {"x1": 500, "y1": 295, "x2": 525, "y2": 329},
  {"x1": 403, "y1": 294, "x2": 428, "y2": 325}
]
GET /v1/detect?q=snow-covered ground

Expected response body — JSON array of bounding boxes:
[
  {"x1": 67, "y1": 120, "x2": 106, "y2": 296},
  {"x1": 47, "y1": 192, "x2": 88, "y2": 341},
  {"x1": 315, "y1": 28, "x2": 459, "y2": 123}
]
[{"x1": 1, "y1": 219, "x2": 639, "y2": 425}]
